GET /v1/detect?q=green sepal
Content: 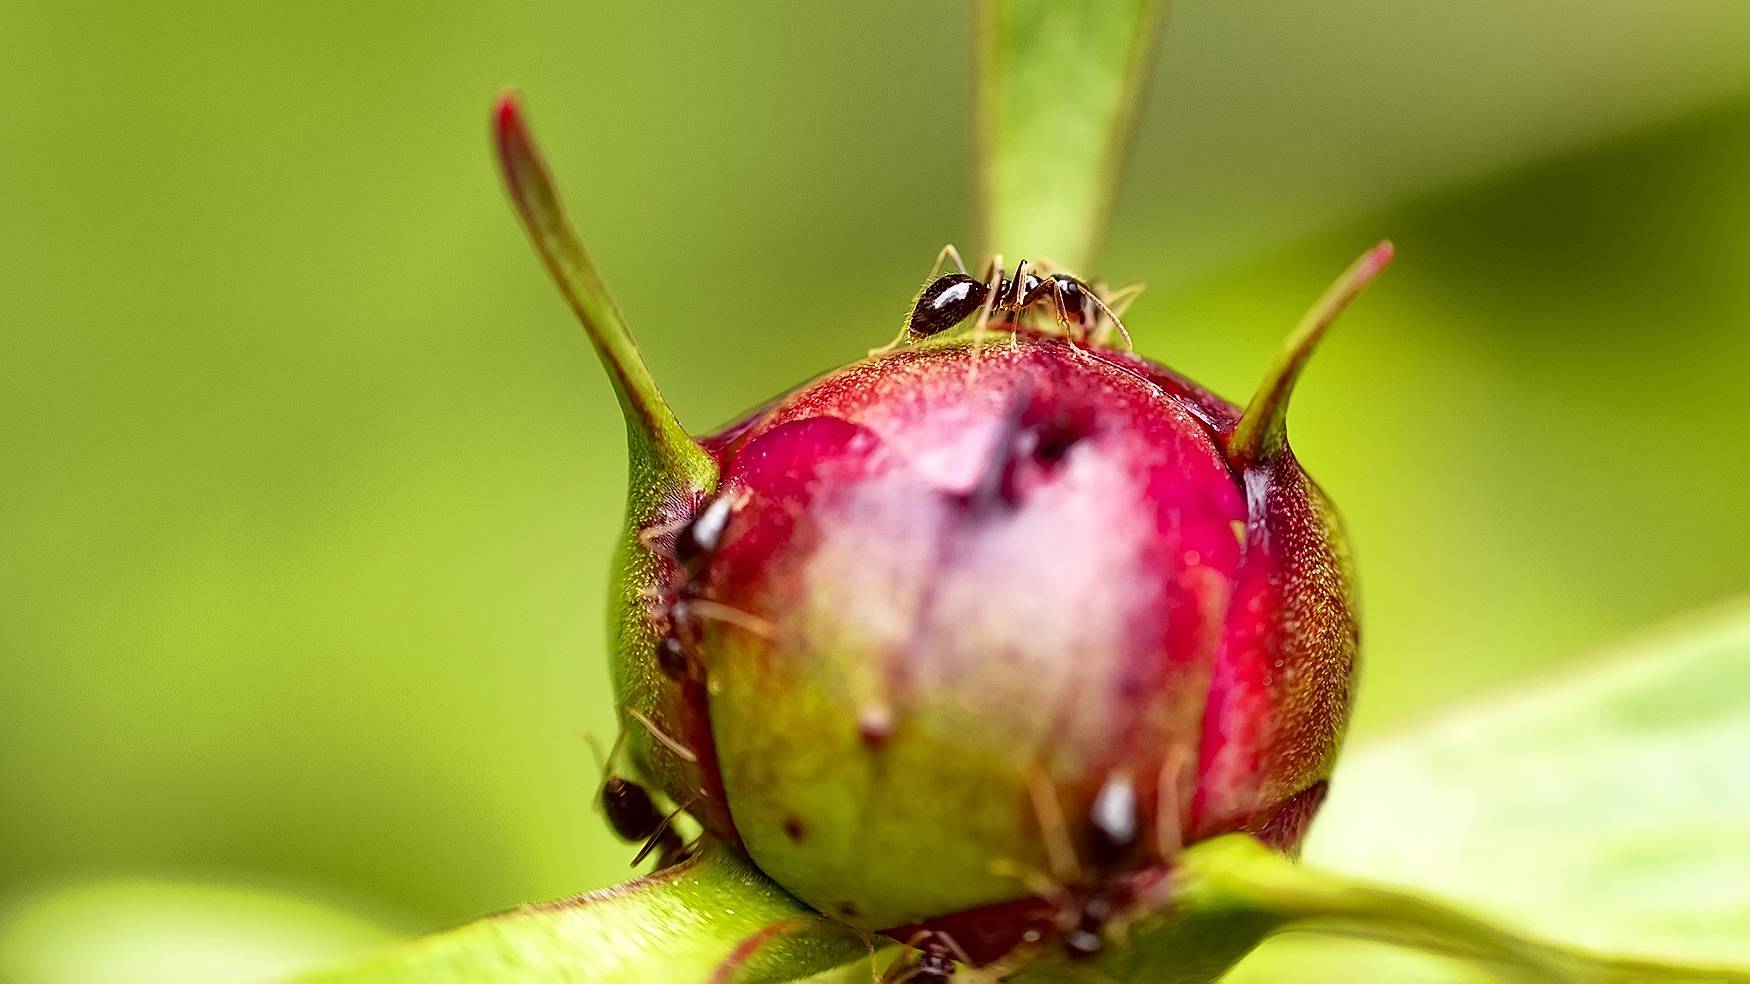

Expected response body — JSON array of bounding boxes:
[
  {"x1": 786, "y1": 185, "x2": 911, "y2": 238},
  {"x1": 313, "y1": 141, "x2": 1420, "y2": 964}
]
[{"x1": 494, "y1": 93, "x2": 717, "y2": 505}]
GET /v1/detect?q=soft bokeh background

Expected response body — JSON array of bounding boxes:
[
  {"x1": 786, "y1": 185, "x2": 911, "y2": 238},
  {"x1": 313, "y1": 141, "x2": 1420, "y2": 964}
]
[{"x1": 4, "y1": 2, "x2": 1750, "y2": 980}]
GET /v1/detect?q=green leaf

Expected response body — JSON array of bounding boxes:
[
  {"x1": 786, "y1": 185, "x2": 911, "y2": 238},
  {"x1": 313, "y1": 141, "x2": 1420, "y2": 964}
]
[
  {"x1": 1226, "y1": 603, "x2": 1750, "y2": 981},
  {"x1": 1008, "y1": 832, "x2": 1750, "y2": 984},
  {"x1": 976, "y1": 0, "x2": 1164, "y2": 273},
  {"x1": 296, "y1": 843, "x2": 867, "y2": 984}
]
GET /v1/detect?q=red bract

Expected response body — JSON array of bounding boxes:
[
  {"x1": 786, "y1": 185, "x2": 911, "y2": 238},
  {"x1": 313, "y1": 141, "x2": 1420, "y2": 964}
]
[{"x1": 495, "y1": 94, "x2": 1389, "y2": 968}]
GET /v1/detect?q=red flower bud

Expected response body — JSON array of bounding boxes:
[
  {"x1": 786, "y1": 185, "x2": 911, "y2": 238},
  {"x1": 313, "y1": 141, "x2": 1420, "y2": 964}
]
[{"x1": 496, "y1": 95, "x2": 1389, "y2": 968}]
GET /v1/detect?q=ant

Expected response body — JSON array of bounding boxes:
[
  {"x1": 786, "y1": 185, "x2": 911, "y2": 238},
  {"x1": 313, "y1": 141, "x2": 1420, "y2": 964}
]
[
  {"x1": 879, "y1": 930, "x2": 1039, "y2": 984},
  {"x1": 901, "y1": 245, "x2": 1139, "y2": 349},
  {"x1": 994, "y1": 749, "x2": 1193, "y2": 965},
  {"x1": 879, "y1": 933, "x2": 963, "y2": 984},
  {"x1": 636, "y1": 489, "x2": 767, "y2": 684},
  {"x1": 585, "y1": 721, "x2": 697, "y2": 870}
]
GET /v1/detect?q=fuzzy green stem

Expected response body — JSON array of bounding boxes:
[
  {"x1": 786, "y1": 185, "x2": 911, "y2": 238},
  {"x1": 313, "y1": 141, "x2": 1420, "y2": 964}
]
[{"x1": 976, "y1": 0, "x2": 1165, "y2": 275}]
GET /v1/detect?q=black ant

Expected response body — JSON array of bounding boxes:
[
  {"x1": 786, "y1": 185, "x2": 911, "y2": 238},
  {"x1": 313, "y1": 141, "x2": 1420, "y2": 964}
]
[
  {"x1": 994, "y1": 750, "x2": 1193, "y2": 965},
  {"x1": 881, "y1": 933, "x2": 968, "y2": 984},
  {"x1": 636, "y1": 490, "x2": 766, "y2": 684},
  {"x1": 879, "y1": 929, "x2": 1052, "y2": 983},
  {"x1": 585, "y1": 723, "x2": 696, "y2": 870},
  {"x1": 901, "y1": 246, "x2": 1138, "y2": 348}
]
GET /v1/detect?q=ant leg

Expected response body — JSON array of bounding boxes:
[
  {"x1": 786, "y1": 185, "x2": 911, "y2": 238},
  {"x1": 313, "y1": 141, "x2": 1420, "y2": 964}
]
[
  {"x1": 971, "y1": 254, "x2": 1004, "y2": 336},
  {"x1": 889, "y1": 930, "x2": 975, "y2": 984},
  {"x1": 1089, "y1": 283, "x2": 1144, "y2": 349},
  {"x1": 1030, "y1": 255, "x2": 1067, "y2": 276},
  {"x1": 1025, "y1": 769, "x2": 1085, "y2": 889},
  {"x1": 581, "y1": 725, "x2": 635, "y2": 789},
  {"x1": 1049, "y1": 279, "x2": 1091, "y2": 357},
  {"x1": 1101, "y1": 281, "x2": 1145, "y2": 319},
  {"x1": 1004, "y1": 257, "x2": 1034, "y2": 351},
  {"x1": 680, "y1": 597, "x2": 775, "y2": 640},
  {"x1": 930, "y1": 243, "x2": 970, "y2": 279},
  {"x1": 933, "y1": 931, "x2": 975, "y2": 970},
  {"x1": 1153, "y1": 745, "x2": 1193, "y2": 861},
  {"x1": 1007, "y1": 258, "x2": 1030, "y2": 321},
  {"x1": 987, "y1": 858, "x2": 1073, "y2": 918},
  {"x1": 961, "y1": 940, "x2": 1050, "y2": 984},
  {"x1": 631, "y1": 793, "x2": 699, "y2": 866},
  {"x1": 879, "y1": 933, "x2": 933, "y2": 984},
  {"x1": 625, "y1": 705, "x2": 700, "y2": 764},
  {"x1": 1048, "y1": 280, "x2": 1075, "y2": 337},
  {"x1": 870, "y1": 322, "x2": 914, "y2": 357},
  {"x1": 966, "y1": 254, "x2": 1005, "y2": 383}
]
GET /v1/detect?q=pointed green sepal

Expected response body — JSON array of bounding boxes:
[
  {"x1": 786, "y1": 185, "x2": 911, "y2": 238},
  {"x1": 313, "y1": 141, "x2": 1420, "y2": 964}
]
[
  {"x1": 1229, "y1": 241, "x2": 1394, "y2": 466},
  {"x1": 977, "y1": 0, "x2": 1166, "y2": 274},
  {"x1": 495, "y1": 93, "x2": 716, "y2": 498}
]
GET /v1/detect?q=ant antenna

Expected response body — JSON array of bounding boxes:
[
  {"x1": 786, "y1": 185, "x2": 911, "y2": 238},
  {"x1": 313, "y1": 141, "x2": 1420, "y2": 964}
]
[
  {"x1": 580, "y1": 727, "x2": 631, "y2": 778},
  {"x1": 1026, "y1": 770, "x2": 1084, "y2": 887},
  {"x1": 1153, "y1": 746, "x2": 1192, "y2": 861},
  {"x1": 1083, "y1": 289, "x2": 1133, "y2": 351}
]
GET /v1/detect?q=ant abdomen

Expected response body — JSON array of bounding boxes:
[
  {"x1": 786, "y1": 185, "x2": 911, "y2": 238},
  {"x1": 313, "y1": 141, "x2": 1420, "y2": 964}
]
[
  {"x1": 600, "y1": 776, "x2": 664, "y2": 842},
  {"x1": 909, "y1": 273, "x2": 989, "y2": 338}
]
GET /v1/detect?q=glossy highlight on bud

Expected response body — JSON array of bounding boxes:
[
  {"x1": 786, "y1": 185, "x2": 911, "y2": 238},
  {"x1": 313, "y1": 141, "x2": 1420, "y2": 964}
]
[{"x1": 495, "y1": 97, "x2": 1390, "y2": 971}]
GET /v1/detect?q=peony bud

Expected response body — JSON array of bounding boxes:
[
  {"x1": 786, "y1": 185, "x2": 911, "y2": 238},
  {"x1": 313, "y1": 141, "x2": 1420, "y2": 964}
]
[{"x1": 496, "y1": 95, "x2": 1388, "y2": 969}]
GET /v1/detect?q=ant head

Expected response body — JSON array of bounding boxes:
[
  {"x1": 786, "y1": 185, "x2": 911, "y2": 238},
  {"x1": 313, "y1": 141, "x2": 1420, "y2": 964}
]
[
  {"x1": 908, "y1": 273, "x2": 988, "y2": 339},
  {"x1": 1049, "y1": 274, "x2": 1098, "y2": 326},
  {"x1": 672, "y1": 494, "x2": 736, "y2": 576}
]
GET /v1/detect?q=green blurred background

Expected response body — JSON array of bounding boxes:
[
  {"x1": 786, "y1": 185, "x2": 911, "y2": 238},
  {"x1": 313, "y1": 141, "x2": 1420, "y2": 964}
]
[{"x1": 4, "y1": 2, "x2": 1750, "y2": 980}]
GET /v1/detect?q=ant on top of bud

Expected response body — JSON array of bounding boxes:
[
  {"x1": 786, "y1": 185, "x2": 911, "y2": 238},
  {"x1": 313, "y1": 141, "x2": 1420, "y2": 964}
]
[{"x1": 902, "y1": 245, "x2": 1139, "y2": 349}]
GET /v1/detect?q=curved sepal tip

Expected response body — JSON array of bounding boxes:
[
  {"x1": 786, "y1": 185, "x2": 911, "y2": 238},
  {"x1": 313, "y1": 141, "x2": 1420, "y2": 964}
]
[
  {"x1": 494, "y1": 92, "x2": 716, "y2": 496},
  {"x1": 1230, "y1": 241, "x2": 1395, "y2": 466}
]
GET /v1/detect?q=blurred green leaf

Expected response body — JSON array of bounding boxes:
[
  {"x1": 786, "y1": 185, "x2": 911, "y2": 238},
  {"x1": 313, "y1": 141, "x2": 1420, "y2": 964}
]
[
  {"x1": 0, "y1": 878, "x2": 398, "y2": 984},
  {"x1": 1229, "y1": 603, "x2": 1750, "y2": 980},
  {"x1": 977, "y1": 0, "x2": 1163, "y2": 271},
  {"x1": 297, "y1": 842, "x2": 867, "y2": 984}
]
